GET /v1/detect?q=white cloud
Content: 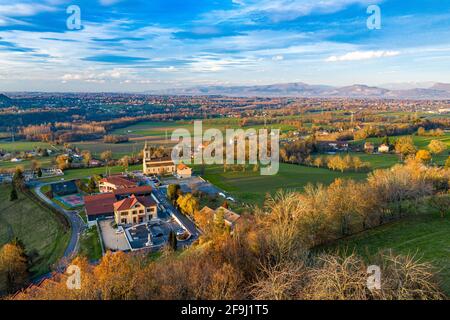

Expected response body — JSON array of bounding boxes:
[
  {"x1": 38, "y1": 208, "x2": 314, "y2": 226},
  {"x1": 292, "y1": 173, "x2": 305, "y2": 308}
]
[
  {"x1": 0, "y1": 3, "x2": 56, "y2": 17},
  {"x1": 326, "y1": 50, "x2": 400, "y2": 62},
  {"x1": 272, "y1": 55, "x2": 284, "y2": 61},
  {"x1": 99, "y1": 0, "x2": 123, "y2": 6},
  {"x1": 202, "y1": 0, "x2": 380, "y2": 23}
]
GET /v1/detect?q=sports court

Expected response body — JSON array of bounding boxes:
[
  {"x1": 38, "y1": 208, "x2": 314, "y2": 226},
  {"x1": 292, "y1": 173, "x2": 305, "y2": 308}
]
[{"x1": 55, "y1": 193, "x2": 84, "y2": 209}]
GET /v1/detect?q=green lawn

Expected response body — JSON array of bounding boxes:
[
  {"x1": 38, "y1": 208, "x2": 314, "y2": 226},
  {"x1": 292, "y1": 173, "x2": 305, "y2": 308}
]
[
  {"x1": 79, "y1": 226, "x2": 102, "y2": 261},
  {"x1": 328, "y1": 214, "x2": 450, "y2": 296},
  {"x1": 0, "y1": 157, "x2": 54, "y2": 170},
  {"x1": 0, "y1": 186, "x2": 70, "y2": 289},
  {"x1": 40, "y1": 164, "x2": 142, "y2": 183},
  {"x1": 197, "y1": 163, "x2": 369, "y2": 206},
  {"x1": 352, "y1": 133, "x2": 450, "y2": 165},
  {"x1": 314, "y1": 152, "x2": 401, "y2": 170},
  {"x1": 0, "y1": 141, "x2": 58, "y2": 153}
]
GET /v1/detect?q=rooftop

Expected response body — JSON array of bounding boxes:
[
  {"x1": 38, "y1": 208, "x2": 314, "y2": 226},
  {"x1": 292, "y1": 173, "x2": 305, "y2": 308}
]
[
  {"x1": 100, "y1": 176, "x2": 137, "y2": 188},
  {"x1": 84, "y1": 193, "x2": 116, "y2": 216},
  {"x1": 113, "y1": 195, "x2": 156, "y2": 211}
]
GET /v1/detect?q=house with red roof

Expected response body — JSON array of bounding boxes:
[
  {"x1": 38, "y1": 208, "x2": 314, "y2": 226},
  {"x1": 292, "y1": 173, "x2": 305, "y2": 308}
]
[
  {"x1": 114, "y1": 195, "x2": 157, "y2": 225},
  {"x1": 84, "y1": 193, "x2": 117, "y2": 222},
  {"x1": 176, "y1": 163, "x2": 192, "y2": 178},
  {"x1": 99, "y1": 175, "x2": 137, "y2": 193}
]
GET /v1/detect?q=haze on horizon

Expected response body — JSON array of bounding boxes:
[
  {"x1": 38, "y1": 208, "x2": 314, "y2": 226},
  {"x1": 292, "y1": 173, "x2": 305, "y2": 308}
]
[{"x1": 0, "y1": 0, "x2": 450, "y2": 92}]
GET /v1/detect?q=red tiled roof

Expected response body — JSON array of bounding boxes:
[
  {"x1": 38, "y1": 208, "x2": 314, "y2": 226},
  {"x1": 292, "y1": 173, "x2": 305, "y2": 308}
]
[
  {"x1": 177, "y1": 163, "x2": 190, "y2": 170},
  {"x1": 84, "y1": 193, "x2": 116, "y2": 216},
  {"x1": 99, "y1": 176, "x2": 137, "y2": 188},
  {"x1": 113, "y1": 186, "x2": 152, "y2": 196},
  {"x1": 113, "y1": 195, "x2": 156, "y2": 211}
]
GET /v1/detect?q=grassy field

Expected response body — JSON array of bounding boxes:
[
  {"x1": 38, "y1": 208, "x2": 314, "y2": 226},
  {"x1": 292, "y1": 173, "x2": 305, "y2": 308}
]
[
  {"x1": 75, "y1": 120, "x2": 297, "y2": 159},
  {"x1": 79, "y1": 226, "x2": 102, "y2": 261},
  {"x1": 198, "y1": 163, "x2": 369, "y2": 206},
  {"x1": 40, "y1": 164, "x2": 142, "y2": 183},
  {"x1": 328, "y1": 213, "x2": 450, "y2": 295},
  {"x1": 0, "y1": 141, "x2": 58, "y2": 153},
  {"x1": 0, "y1": 185, "x2": 70, "y2": 288},
  {"x1": 0, "y1": 157, "x2": 54, "y2": 170}
]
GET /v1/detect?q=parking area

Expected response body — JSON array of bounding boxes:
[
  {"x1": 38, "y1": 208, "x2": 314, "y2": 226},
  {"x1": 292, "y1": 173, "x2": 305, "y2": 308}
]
[
  {"x1": 98, "y1": 219, "x2": 130, "y2": 251},
  {"x1": 162, "y1": 176, "x2": 222, "y2": 195},
  {"x1": 124, "y1": 218, "x2": 186, "y2": 250}
]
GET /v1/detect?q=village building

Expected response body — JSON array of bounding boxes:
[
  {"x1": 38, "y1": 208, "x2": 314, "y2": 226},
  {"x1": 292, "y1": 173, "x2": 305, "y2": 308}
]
[
  {"x1": 364, "y1": 142, "x2": 375, "y2": 153},
  {"x1": 198, "y1": 206, "x2": 241, "y2": 229},
  {"x1": 84, "y1": 185, "x2": 154, "y2": 223},
  {"x1": 176, "y1": 163, "x2": 192, "y2": 178},
  {"x1": 378, "y1": 144, "x2": 390, "y2": 153},
  {"x1": 84, "y1": 193, "x2": 117, "y2": 222},
  {"x1": 99, "y1": 176, "x2": 137, "y2": 193},
  {"x1": 114, "y1": 195, "x2": 157, "y2": 225},
  {"x1": 142, "y1": 142, "x2": 176, "y2": 175}
]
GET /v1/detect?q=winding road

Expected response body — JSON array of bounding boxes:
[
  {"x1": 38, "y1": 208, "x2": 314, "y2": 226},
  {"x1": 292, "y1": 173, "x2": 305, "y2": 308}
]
[{"x1": 28, "y1": 181, "x2": 85, "y2": 260}]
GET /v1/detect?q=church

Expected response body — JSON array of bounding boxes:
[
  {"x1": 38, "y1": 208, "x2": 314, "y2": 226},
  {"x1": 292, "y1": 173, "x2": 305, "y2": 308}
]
[{"x1": 142, "y1": 142, "x2": 176, "y2": 175}]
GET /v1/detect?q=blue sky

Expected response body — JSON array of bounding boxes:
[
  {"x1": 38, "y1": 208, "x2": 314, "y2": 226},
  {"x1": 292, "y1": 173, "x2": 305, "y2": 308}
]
[{"x1": 0, "y1": 0, "x2": 449, "y2": 92}]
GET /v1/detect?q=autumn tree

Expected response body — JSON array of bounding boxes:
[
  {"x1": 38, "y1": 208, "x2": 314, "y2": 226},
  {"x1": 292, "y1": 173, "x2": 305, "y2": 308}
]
[
  {"x1": 446, "y1": 156, "x2": 450, "y2": 168},
  {"x1": 81, "y1": 150, "x2": 92, "y2": 166},
  {"x1": 12, "y1": 166, "x2": 25, "y2": 189},
  {"x1": 176, "y1": 193, "x2": 199, "y2": 218},
  {"x1": 87, "y1": 177, "x2": 97, "y2": 193},
  {"x1": 428, "y1": 140, "x2": 447, "y2": 155},
  {"x1": 0, "y1": 241, "x2": 30, "y2": 294},
  {"x1": 119, "y1": 156, "x2": 130, "y2": 171},
  {"x1": 100, "y1": 150, "x2": 113, "y2": 162},
  {"x1": 55, "y1": 154, "x2": 70, "y2": 171},
  {"x1": 415, "y1": 150, "x2": 432, "y2": 164},
  {"x1": 395, "y1": 137, "x2": 417, "y2": 160},
  {"x1": 167, "y1": 184, "x2": 181, "y2": 204}
]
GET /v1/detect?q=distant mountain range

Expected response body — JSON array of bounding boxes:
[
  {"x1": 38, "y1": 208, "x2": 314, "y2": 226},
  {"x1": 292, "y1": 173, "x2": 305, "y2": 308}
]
[
  {"x1": 147, "y1": 82, "x2": 450, "y2": 99},
  {"x1": 0, "y1": 94, "x2": 13, "y2": 107}
]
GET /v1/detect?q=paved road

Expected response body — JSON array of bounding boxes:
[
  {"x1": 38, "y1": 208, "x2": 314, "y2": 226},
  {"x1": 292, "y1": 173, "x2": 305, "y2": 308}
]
[
  {"x1": 153, "y1": 186, "x2": 200, "y2": 240},
  {"x1": 28, "y1": 181, "x2": 85, "y2": 260}
]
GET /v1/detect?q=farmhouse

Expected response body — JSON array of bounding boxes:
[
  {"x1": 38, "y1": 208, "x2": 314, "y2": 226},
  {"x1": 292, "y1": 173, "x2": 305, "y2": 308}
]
[
  {"x1": 99, "y1": 175, "x2": 137, "y2": 193},
  {"x1": 114, "y1": 195, "x2": 157, "y2": 225},
  {"x1": 378, "y1": 144, "x2": 390, "y2": 153}
]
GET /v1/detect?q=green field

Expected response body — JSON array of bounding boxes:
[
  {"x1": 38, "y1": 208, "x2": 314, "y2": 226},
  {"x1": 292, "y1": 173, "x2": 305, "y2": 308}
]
[
  {"x1": 0, "y1": 157, "x2": 54, "y2": 170},
  {"x1": 359, "y1": 133, "x2": 450, "y2": 148},
  {"x1": 0, "y1": 141, "x2": 58, "y2": 153},
  {"x1": 198, "y1": 163, "x2": 369, "y2": 205},
  {"x1": 111, "y1": 120, "x2": 296, "y2": 137},
  {"x1": 75, "y1": 120, "x2": 297, "y2": 159},
  {"x1": 79, "y1": 226, "x2": 102, "y2": 261},
  {"x1": 40, "y1": 164, "x2": 142, "y2": 183},
  {"x1": 329, "y1": 213, "x2": 450, "y2": 295},
  {"x1": 0, "y1": 186, "x2": 70, "y2": 288}
]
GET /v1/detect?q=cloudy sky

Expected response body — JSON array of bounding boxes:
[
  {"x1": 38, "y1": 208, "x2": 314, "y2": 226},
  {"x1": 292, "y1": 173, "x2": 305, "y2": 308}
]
[{"x1": 0, "y1": 0, "x2": 449, "y2": 92}]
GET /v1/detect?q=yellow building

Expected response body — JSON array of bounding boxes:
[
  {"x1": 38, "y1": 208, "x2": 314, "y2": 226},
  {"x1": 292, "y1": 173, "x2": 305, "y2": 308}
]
[
  {"x1": 113, "y1": 195, "x2": 157, "y2": 225},
  {"x1": 143, "y1": 142, "x2": 176, "y2": 175}
]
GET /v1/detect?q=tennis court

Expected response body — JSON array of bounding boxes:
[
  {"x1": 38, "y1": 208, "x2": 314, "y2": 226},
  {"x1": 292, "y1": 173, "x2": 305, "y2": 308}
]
[{"x1": 55, "y1": 193, "x2": 84, "y2": 209}]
